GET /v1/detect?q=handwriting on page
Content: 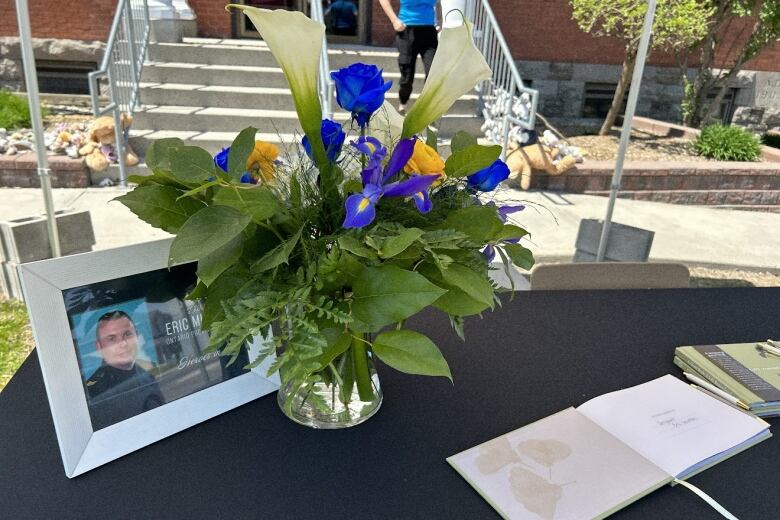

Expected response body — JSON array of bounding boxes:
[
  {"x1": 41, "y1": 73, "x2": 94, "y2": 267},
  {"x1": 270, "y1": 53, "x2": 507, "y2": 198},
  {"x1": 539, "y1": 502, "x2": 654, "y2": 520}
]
[{"x1": 651, "y1": 408, "x2": 704, "y2": 437}]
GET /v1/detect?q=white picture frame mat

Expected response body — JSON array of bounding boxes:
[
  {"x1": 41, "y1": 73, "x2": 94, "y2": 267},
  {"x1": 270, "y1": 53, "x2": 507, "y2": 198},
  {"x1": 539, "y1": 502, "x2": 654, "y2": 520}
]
[{"x1": 19, "y1": 238, "x2": 279, "y2": 478}]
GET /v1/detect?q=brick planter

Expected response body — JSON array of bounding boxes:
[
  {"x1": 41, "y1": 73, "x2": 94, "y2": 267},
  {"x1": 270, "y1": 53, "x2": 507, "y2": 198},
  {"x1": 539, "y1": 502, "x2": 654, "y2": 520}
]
[
  {"x1": 0, "y1": 153, "x2": 90, "y2": 188},
  {"x1": 531, "y1": 161, "x2": 780, "y2": 212}
]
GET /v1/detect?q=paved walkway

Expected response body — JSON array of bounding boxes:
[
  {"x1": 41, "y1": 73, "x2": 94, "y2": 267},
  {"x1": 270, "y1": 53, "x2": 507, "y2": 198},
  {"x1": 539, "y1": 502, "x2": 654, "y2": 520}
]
[{"x1": 1, "y1": 186, "x2": 779, "y2": 271}]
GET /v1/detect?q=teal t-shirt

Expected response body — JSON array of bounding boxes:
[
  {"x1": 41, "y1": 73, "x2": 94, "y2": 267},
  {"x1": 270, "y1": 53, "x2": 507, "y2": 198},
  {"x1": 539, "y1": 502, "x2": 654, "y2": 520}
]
[{"x1": 398, "y1": 0, "x2": 437, "y2": 26}]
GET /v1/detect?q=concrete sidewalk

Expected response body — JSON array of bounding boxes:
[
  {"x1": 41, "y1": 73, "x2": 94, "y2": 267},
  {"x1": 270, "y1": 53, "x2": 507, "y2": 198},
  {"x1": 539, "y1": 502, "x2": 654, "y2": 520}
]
[{"x1": 1, "y1": 186, "x2": 779, "y2": 271}]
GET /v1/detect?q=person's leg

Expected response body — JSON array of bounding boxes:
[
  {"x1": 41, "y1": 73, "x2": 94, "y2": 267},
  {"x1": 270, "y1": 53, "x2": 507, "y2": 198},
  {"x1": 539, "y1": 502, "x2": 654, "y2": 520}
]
[
  {"x1": 419, "y1": 26, "x2": 439, "y2": 79},
  {"x1": 396, "y1": 27, "x2": 416, "y2": 110}
]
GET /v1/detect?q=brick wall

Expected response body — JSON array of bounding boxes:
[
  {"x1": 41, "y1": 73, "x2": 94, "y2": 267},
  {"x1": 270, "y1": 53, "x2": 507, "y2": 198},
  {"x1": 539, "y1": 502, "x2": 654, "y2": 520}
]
[
  {"x1": 370, "y1": 0, "x2": 780, "y2": 73},
  {"x1": 189, "y1": 0, "x2": 232, "y2": 39},
  {"x1": 0, "y1": 0, "x2": 117, "y2": 41}
]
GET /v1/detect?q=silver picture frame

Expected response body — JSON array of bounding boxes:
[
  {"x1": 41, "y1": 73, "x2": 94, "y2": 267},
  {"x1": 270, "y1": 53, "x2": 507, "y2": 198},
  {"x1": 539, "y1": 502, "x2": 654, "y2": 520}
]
[{"x1": 18, "y1": 238, "x2": 279, "y2": 478}]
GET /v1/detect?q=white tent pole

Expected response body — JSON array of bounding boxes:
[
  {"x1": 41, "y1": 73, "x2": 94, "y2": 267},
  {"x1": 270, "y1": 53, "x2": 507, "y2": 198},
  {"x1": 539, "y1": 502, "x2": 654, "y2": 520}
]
[
  {"x1": 596, "y1": 0, "x2": 656, "y2": 262},
  {"x1": 15, "y1": 0, "x2": 61, "y2": 258}
]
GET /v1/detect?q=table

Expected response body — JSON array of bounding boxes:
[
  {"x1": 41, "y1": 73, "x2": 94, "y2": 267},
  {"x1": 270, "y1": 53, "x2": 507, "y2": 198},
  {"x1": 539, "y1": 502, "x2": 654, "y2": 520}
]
[{"x1": 2, "y1": 288, "x2": 779, "y2": 519}]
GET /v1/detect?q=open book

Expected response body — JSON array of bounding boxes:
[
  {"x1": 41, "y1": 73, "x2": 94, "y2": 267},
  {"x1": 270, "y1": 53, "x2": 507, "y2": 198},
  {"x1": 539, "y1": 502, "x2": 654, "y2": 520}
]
[{"x1": 447, "y1": 375, "x2": 770, "y2": 520}]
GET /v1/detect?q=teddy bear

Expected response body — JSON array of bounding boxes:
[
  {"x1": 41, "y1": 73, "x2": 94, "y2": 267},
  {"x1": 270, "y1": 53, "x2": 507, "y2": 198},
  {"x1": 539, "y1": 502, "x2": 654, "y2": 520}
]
[
  {"x1": 78, "y1": 114, "x2": 139, "y2": 172},
  {"x1": 504, "y1": 140, "x2": 578, "y2": 190}
]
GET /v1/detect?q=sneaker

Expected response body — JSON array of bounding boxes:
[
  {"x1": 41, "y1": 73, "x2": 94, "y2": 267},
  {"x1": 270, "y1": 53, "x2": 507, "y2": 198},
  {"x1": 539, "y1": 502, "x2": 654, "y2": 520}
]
[{"x1": 398, "y1": 103, "x2": 406, "y2": 114}]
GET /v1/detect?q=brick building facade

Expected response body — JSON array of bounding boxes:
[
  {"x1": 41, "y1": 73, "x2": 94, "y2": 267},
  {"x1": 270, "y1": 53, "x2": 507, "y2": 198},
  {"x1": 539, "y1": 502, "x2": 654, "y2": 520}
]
[{"x1": 2, "y1": 0, "x2": 779, "y2": 132}]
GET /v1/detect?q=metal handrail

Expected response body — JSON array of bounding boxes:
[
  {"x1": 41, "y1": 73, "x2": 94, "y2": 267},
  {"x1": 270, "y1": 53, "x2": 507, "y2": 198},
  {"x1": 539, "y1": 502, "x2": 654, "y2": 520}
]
[
  {"x1": 309, "y1": 0, "x2": 334, "y2": 120},
  {"x1": 465, "y1": 0, "x2": 538, "y2": 157},
  {"x1": 88, "y1": 0, "x2": 151, "y2": 186}
]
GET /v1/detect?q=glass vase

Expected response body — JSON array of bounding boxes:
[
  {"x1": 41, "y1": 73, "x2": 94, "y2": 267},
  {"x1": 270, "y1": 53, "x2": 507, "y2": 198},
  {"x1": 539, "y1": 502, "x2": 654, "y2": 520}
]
[{"x1": 277, "y1": 334, "x2": 382, "y2": 429}]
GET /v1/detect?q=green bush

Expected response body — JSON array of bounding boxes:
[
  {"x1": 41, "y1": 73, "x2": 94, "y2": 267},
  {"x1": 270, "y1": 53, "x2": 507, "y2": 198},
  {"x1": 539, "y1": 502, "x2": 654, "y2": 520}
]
[
  {"x1": 763, "y1": 132, "x2": 780, "y2": 149},
  {"x1": 0, "y1": 90, "x2": 48, "y2": 130},
  {"x1": 694, "y1": 124, "x2": 762, "y2": 161}
]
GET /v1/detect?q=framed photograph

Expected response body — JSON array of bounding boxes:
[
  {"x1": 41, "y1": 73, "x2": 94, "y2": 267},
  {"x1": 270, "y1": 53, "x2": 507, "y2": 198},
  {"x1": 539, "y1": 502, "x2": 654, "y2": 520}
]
[{"x1": 18, "y1": 238, "x2": 279, "y2": 478}]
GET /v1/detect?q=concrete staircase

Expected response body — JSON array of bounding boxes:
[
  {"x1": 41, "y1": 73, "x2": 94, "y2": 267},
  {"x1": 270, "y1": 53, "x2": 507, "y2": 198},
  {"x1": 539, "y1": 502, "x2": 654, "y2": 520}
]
[{"x1": 129, "y1": 37, "x2": 483, "y2": 159}]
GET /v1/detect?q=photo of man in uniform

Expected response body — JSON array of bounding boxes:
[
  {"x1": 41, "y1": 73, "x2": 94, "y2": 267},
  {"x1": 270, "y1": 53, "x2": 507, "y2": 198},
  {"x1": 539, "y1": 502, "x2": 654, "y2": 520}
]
[{"x1": 85, "y1": 310, "x2": 164, "y2": 429}]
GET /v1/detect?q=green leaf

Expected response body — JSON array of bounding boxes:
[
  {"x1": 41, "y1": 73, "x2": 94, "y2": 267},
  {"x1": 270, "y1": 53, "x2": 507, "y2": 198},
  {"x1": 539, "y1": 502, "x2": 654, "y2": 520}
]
[
  {"x1": 419, "y1": 264, "x2": 492, "y2": 316},
  {"x1": 115, "y1": 184, "x2": 205, "y2": 234},
  {"x1": 436, "y1": 205, "x2": 503, "y2": 243},
  {"x1": 343, "y1": 179, "x2": 363, "y2": 194},
  {"x1": 444, "y1": 144, "x2": 501, "y2": 178},
  {"x1": 177, "y1": 179, "x2": 221, "y2": 200},
  {"x1": 378, "y1": 228, "x2": 423, "y2": 259},
  {"x1": 169, "y1": 205, "x2": 252, "y2": 265},
  {"x1": 438, "y1": 263, "x2": 494, "y2": 306},
  {"x1": 450, "y1": 131, "x2": 477, "y2": 153},
  {"x1": 146, "y1": 137, "x2": 184, "y2": 173},
  {"x1": 251, "y1": 226, "x2": 303, "y2": 273},
  {"x1": 338, "y1": 235, "x2": 378, "y2": 260},
  {"x1": 373, "y1": 330, "x2": 452, "y2": 381},
  {"x1": 503, "y1": 243, "x2": 535, "y2": 270},
  {"x1": 227, "y1": 126, "x2": 258, "y2": 180},
  {"x1": 351, "y1": 265, "x2": 446, "y2": 330},
  {"x1": 201, "y1": 263, "x2": 253, "y2": 329},
  {"x1": 315, "y1": 333, "x2": 352, "y2": 370},
  {"x1": 213, "y1": 186, "x2": 279, "y2": 223},
  {"x1": 426, "y1": 126, "x2": 438, "y2": 151},
  {"x1": 169, "y1": 145, "x2": 217, "y2": 183},
  {"x1": 496, "y1": 224, "x2": 529, "y2": 242},
  {"x1": 197, "y1": 233, "x2": 244, "y2": 286}
]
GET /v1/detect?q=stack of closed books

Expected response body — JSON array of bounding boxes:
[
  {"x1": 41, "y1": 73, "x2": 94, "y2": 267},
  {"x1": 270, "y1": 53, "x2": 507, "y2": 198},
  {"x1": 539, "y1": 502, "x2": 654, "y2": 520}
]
[{"x1": 674, "y1": 339, "x2": 780, "y2": 417}]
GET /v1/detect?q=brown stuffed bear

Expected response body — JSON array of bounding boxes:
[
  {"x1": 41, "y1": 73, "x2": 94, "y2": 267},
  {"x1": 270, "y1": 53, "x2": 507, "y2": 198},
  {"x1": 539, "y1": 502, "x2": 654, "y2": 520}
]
[
  {"x1": 504, "y1": 141, "x2": 577, "y2": 190},
  {"x1": 78, "y1": 114, "x2": 139, "y2": 171}
]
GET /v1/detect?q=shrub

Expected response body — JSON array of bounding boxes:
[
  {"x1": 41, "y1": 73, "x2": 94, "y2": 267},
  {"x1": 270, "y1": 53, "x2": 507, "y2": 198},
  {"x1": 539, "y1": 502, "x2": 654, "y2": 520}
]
[
  {"x1": 763, "y1": 132, "x2": 780, "y2": 149},
  {"x1": 694, "y1": 124, "x2": 762, "y2": 161},
  {"x1": 0, "y1": 90, "x2": 50, "y2": 130}
]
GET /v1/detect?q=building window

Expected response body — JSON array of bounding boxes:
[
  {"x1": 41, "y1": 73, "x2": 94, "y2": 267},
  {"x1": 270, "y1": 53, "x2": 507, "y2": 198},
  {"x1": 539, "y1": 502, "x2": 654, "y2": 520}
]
[
  {"x1": 36, "y1": 61, "x2": 97, "y2": 95},
  {"x1": 582, "y1": 82, "x2": 627, "y2": 119}
]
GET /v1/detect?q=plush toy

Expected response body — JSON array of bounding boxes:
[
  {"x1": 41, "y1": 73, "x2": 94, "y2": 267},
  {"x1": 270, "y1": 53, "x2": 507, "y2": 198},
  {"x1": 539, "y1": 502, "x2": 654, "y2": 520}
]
[
  {"x1": 504, "y1": 141, "x2": 578, "y2": 190},
  {"x1": 79, "y1": 114, "x2": 139, "y2": 171}
]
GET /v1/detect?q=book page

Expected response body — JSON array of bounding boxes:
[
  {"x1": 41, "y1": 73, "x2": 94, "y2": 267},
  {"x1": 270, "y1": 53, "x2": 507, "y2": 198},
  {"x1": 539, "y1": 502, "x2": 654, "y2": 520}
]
[
  {"x1": 447, "y1": 408, "x2": 670, "y2": 520},
  {"x1": 577, "y1": 375, "x2": 768, "y2": 477}
]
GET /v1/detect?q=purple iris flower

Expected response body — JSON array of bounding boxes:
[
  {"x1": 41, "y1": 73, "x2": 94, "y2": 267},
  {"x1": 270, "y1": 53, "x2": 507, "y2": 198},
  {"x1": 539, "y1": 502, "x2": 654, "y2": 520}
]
[
  {"x1": 343, "y1": 137, "x2": 437, "y2": 229},
  {"x1": 467, "y1": 160, "x2": 510, "y2": 192},
  {"x1": 302, "y1": 119, "x2": 346, "y2": 162},
  {"x1": 331, "y1": 63, "x2": 393, "y2": 128},
  {"x1": 483, "y1": 204, "x2": 526, "y2": 262},
  {"x1": 214, "y1": 147, "x2": 230, "y2": 172}
]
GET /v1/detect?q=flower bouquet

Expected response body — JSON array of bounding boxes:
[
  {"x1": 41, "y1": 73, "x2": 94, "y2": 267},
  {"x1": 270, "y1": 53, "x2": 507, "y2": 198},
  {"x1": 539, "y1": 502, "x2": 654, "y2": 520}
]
[{"x1": 118, "y1": 5, "x2": 534, "y2": 428}]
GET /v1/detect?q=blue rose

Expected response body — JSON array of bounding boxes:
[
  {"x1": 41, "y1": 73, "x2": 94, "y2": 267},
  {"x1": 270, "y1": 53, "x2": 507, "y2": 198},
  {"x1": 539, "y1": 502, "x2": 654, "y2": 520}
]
[
  {"x1": 467, "y1": 160, "x2": 510, "y2": 192},
  {"x1": 330, "y1": 63, "x2": 392, "y2": 127},
  {"x1": 302, "y1": 119, "x2": 346, "y2": 162},
  {"x1": 214, "y1": 147, "x2": 230, "y2": 172}
]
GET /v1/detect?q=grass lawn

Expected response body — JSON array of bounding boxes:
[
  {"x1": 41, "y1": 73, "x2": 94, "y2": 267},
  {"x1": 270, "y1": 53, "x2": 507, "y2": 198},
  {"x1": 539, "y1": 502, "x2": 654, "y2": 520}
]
[{"x1": 0, "y1": 298, "x2": 33, "y2": 391}]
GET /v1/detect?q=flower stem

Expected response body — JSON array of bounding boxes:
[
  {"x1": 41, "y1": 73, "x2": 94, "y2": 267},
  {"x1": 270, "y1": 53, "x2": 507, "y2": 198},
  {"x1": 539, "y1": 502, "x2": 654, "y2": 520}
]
[{"x1": 351, "y1": 335, "x2": 374, "y2": 401}]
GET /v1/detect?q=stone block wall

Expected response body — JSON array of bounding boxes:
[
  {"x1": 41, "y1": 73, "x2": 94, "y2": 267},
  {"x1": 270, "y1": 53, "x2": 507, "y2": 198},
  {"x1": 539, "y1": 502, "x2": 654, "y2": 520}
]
[
  {"x1": 0, "y1": 37, "x2": 104, "y2": 92},
  {"x1": 0, "y1": 153, "x2": 90, "y2": 188}
]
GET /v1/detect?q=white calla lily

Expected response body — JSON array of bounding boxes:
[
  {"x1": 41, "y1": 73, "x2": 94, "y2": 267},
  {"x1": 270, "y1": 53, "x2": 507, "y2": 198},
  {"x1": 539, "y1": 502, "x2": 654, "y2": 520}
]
[
  {"x1": 227, "y1": 4, "x2": 327, "y2": 165},
  {"x1": 402, "y1": 17, "x2": 491, "y2": 138}
]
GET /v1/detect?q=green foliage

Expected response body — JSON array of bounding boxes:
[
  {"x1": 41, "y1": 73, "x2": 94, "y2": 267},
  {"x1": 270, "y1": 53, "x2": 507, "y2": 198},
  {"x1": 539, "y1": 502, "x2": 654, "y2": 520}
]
[
  {"x1": 118, "y1": 123, "x2": 535, "y2": 396},
  {"x1": 0, "y1": 90, "x2": 48, "y2": 130},
  {"x1": 569, "y1": 0, "x2": 712, "y2": 51},
  {"x1": 694, "y1": 124, "x2": 762, "y2": 161},
  {"x1": 0, "y1": 298, "x2": 33, "y2": 390}
]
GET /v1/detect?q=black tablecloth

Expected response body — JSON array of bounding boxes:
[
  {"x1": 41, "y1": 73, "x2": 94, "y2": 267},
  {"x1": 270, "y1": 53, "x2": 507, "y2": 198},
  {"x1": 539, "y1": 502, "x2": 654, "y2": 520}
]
[{"x1": 1, "y1": 288, "x2": 779, "y2": 519}]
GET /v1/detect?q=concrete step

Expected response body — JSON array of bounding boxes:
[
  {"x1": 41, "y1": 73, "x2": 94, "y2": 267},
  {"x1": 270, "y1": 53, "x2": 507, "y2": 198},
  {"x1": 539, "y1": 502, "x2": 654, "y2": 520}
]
[
  {"x1": 713, "y1": 205, "x2": 780, "y2": 213},
  {"x1": 132, "y1": 105, "x2": 484, "y2": 137},
  {"x1": 138, "y1": 82, "x2": 477, "y2": 113},
  {"x1": 141, "y1": 62, "x2": 428, "y2": 91},
  {"x1": 148, "y1": 41, "x2": 402, "y2": 71}
]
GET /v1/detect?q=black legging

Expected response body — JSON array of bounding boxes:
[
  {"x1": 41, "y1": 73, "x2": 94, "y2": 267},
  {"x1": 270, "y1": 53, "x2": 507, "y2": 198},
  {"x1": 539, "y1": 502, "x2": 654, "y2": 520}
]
[{"x1": 396, "y1": 25, "x2": 438, "y2": 104}]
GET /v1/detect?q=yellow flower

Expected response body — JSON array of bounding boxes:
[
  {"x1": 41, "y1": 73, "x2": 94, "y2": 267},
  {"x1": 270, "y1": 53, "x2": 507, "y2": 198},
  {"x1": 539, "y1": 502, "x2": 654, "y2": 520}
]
[
  {"x1": 246, "y1": 140, "x2": 279, "y2": 183},
  {"x1": 404, "y1": 140, "x2": 446, "y2": 186}
]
